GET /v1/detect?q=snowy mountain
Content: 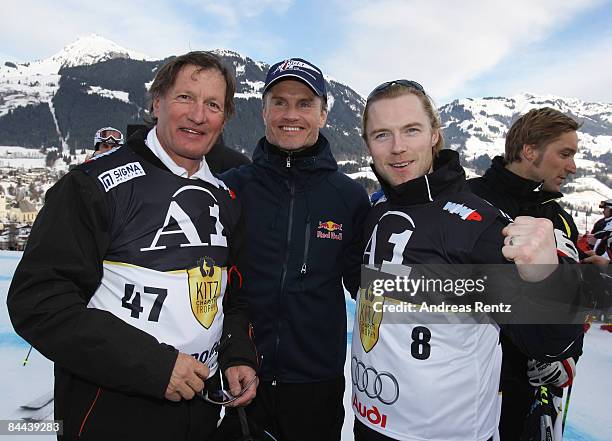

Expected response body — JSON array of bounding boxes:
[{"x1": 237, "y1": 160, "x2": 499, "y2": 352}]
[
  {"x1": 45, "y1": 34, "x2": 150, "y2": 69},
  {"x1": 440, "y1": 93, "x2": 612, "y2": 164},
  {"x1": 0, "y1": 34, "x2": 150, "y2": 114},
  {"x1": 208, "y1": 49, "x2": 365, "y2": 158},
  {"x1": 438, "y1": 94, "x2": 612, "y2": 230},
  {"x1": 1, "y1": 34, "x2": 149, "y2": 74},
  {"x1": 0, "y1": 36, "x2": 610, "y2": 227},
  {"x1": 0, "y1": 37, "x2": 365, "y2": 159},
  {"x1": 0, "y1": 35, "x2": 153, "y2": 150}
]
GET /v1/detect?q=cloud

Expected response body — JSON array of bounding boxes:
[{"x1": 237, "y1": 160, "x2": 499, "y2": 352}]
[
  {"x1": 180, "y1": 0, "x2": 291, "y2": 27},
  {"x1": 493, "y1": 35, "x2": 612, "y2": 103},
  {"x1": 1, "y1": 0, "x2": 293, "y2": 62},
  {"x1": 324, "y1": 0, "x2": 603, "y2": 102},
  {"x1": 3, "y1": 0, "x2": 609, "y2": 104}
]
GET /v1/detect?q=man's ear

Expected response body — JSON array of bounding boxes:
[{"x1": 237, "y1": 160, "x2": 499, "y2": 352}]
[
  {"x1": 319, "y1": 108, "x2": 328, "y2": 128},
  {"x1": 430, "y1": 129, "x2": 439, "y2": 149},
  {"x1": 261, "y1": 97, "x2": 268, "y2": 126},
  {"x1": 152, "y1": 96, "x2": 161, "y2": 118},
  {"x1": 522, "y1": 144, "x2": 538, "y2": 162}
]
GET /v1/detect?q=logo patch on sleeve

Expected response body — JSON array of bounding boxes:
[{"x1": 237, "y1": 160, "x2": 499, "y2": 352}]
[
  {"x1": 98, "y1": 162, "x2": 146, "y2": 192},
  {"x1": 443, "y1": 202, "x2": 482, "y2": 221}
]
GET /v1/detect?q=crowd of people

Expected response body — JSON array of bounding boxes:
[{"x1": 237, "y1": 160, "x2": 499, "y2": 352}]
[{"x1": 6, "y1": 51, "x2": 610, "y2": 441}]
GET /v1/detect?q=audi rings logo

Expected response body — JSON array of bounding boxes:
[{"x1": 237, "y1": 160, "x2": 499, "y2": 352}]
[{"x1": 351, "y1": 357, "x2": 400, "y2": 405}]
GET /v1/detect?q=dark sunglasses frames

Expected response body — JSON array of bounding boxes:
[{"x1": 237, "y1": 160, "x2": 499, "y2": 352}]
[{"x1": 366, "y1": 79, "x2": 426, "y2": 102}]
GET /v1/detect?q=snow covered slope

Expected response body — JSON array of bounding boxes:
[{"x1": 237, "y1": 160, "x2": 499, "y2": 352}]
[
  {"x1": 440, "y1": 93, "x2": 612, "y2": 163},
  {"x1": 0, "y1": 34, "x2": 150, "y2": 117},
  {"x1": 439, "y1": 93, "x2": 612, "y2": 230},
  {"x1": 1, "y1": 250, "x2": 609, "y2": 440},
  {"x1": 0, "y1": 37, "x2": 610, "y2": 215}
]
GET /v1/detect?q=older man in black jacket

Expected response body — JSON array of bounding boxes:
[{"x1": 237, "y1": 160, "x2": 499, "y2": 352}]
[{"x1": 8, "y1": 51, "x2": 258, "y2": 441}]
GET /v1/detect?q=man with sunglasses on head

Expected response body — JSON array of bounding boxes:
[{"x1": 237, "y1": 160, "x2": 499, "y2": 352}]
[
  {"x1": 92, "y1": 126, "x2": 124, "y2": 156},
  {"x1": 219, "y1": 58, "x2": 370, "y2": 441},
  {"x1": 8, "y1": 51, "x2": 258, "y2": 441},
  {"x1": 352, "y1": 80, "x2": 583, "y2": 441}
]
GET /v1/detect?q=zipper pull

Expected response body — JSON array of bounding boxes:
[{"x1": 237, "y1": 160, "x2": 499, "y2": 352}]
[
  {"x1": 300, "y1": 263, "x2": 307, "y2": 275},
  {"x1": 286, "y1": 155, "x2": 291, "y2": 168}
]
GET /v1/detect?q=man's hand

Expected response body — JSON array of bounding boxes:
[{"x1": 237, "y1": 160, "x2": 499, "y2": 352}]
[
  {"x1": 224, "y1": 365, "x2": 258, "y2": 407},
  {"x1": 527, "y1": 357, "x2": 576, "y2": 388},
  {"x1": 582, "y1": 249, "x2": 610, "y2": 270},
  {"x1": 164, "y1": 352, "x2": 209, "y2": 402},
  {"x1": 502, "y1": 216, "x2": 558, "y2": 282},
  {"x1": 586, "y1": 233, "x2": 597, "y2": 246}
]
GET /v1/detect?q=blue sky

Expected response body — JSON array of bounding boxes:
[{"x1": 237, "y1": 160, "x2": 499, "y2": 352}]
[{"x1": 2, "y1": 0, "x2": 611, "y2": 104}]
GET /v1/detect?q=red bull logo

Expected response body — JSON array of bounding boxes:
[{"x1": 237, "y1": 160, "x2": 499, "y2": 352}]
[
  {"x1": 317, "y1": 220, "x2": 343, "y2": 241},
  {"x1": 318, "y1": 220, "x2": 342, "y2": 232}
]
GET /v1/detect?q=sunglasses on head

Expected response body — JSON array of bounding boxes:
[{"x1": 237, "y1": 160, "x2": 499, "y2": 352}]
[{"x1": 366, "y1": 79, "x2": 426, "y2": 102}]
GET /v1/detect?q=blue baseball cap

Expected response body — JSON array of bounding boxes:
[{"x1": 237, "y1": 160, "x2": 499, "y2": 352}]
[{"x1": 263, "y1": 58, "x2": 326, "y2": 97}]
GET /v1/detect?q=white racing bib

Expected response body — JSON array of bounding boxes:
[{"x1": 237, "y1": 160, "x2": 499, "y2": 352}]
[
  {"x1": 88, "y1": 260, "x2": 226, "y2": 374},
  {"x1": 351, "y1": 287, "x2": 502, "y2": 441}
]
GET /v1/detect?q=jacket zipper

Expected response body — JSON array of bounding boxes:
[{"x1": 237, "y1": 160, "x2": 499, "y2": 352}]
[
  {"x1": 274, "y1": 180, "x2": 295, "y2": 385},
  {"x1": 300, "y1": 215, "x2": 311, "y2": 275}
]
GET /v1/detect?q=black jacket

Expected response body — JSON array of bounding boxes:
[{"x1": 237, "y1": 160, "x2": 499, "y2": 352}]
[
  {"x1": 7, "y1": 129, "x2": 257, "y2": 440},
  {"x1": 368, "y1": 149, "x2": 510, "y2": 264},
  {"x1": 221, "y1": 134, "x2": 370, "y2": 382},
  {"x1": 592, "y1": 216, "x2": 612, "y2": 256},
  {"x1": 469, "y1": 156, "x2": 581, "y2": 260},
  {"x1": 369, "y1": 150, "x2": 583, "y2": 360},
  {"x1": 469, "y1": 156, "x2": 584, "y2": 440},
  {"x1": 592, "y1": 216, "x2": 610, "y2": 236}
]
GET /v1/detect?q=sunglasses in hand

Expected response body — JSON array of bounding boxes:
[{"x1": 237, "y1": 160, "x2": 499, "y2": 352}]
[
  {"x1": 199, "y1": 345, "x2": 262, "y2": 406},
  {"x1": 200, "y1": 374, "x2": 258, "y2": 405}
]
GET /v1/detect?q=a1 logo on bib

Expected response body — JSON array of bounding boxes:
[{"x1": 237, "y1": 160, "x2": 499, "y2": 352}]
[
  {"x1": 188, "y1": 257, "x2": 222, "y2": 329},
  {"x1": 359, "y1": 283, "x2": 383, "y2": 353}
]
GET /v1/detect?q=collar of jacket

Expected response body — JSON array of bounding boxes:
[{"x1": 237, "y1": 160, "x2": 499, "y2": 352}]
[
  {"x1": 125, "y1": 127, "x2": 225, "y2": 188},
  {"x1": 374, "y1": 149, "x2": 467, "y2": 206},
  {"x1": 483, "y1": 156, "x2": 563, "y2": 203},
  {"x1": 125, "y1": 126, "x2": 171, "y2": 172},
  {"x1": 252, "y1": 134, "x2": 338, "y2": 176}
]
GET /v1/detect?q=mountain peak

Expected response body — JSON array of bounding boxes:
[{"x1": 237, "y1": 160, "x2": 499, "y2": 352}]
[
  {"x1": 46, "y1": 34, "x2": 150, "y2": 69},
  {"x1": 211, "y1": 48, "x2": 244, "y2": 59}
]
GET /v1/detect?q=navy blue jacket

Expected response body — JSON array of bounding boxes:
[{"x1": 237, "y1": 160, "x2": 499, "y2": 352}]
[{"x1": 222, "y1": 135, "x2": 370, "y2": 382}]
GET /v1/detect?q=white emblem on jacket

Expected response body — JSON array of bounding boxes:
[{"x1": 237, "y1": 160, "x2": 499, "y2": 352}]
[{"x1": 141, "y1": 185, "x2": 227, "y2": 251}]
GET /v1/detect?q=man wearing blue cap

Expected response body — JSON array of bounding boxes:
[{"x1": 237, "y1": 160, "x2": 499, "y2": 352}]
[{"x1": 220, "y1": 58, "x2": 370, "y2": 440}]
